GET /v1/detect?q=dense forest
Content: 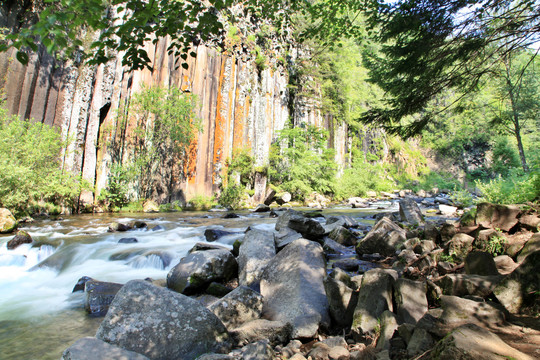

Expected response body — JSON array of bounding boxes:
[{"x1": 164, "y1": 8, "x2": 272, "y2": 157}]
[{"x1": 0, "y1": 0, "x2": 539, "y2": 215}]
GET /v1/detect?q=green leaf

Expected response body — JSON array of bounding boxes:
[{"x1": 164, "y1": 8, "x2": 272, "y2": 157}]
[{"x1": 16, "y1": 51, "x2": 29, "y2": 65}]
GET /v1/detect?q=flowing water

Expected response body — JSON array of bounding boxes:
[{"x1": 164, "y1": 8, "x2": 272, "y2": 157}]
[{"x1": 0, "y1": 205, "x2": 395, "y2": 360}]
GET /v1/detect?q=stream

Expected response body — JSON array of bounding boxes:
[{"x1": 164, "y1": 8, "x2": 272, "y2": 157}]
[{"x1": 0, "y1": 205, "x2": 396, "y2": 360}]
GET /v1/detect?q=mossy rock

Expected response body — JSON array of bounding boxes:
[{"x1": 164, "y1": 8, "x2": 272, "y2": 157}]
[{"x1": 0, "y1": 208, "x2": 18, "y2": 233}]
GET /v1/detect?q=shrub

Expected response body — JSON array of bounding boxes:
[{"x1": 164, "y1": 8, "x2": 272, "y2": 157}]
[
  {"x1": 218, "y1": 184, "x2": 245, "y2": 210},
  {"x1": 476, "y1": 168, "x2": 539, "y2": 204},
  {"x1": 188, "y1": 195, "x2": 215, "y2": 211}
]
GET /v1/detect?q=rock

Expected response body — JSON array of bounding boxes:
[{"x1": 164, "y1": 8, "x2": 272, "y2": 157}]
[
  {"x1": 142, "y1": 200, "x2": 159, "y2": 213},
  {"x1": 274, "y1": 228, "x2": 302, "y2": 250},
  {"x1": 260, "y1": 239, "x2": 330, "y2": 338},
  {"x1": 423, "y1": 222, "x2": 440, "y2": 242},
  {"x1": 437, "y1": 274, "x2": 503, "y2": 297},
  {"x1": 196, "y1": 354, "x2": 235, "y2": 360},
  {"x1": 253, "y1": 204, "x2": 270, "y2": 212},
  {"x1": 493, "y1": 250, "x2": 540, "y2": 314},
  {"x1": 351, "y1": 269, "x2": 397, "y2": 342},
  {"x1": 230, "y1": 319, "x2": 292, "y2": 346},
  {"x1": 96, "y1": 280, "x2": 231, "y2": 360},
  {"x1": 413, "y1": 240, "x2": 436, "y2": 254},
  {"x1": 328, "y1": 226, "x2": 357, "y2": 246},
  {"x1": 329, "y1": 268, "x2": 355, "y2": 289},
  {"x1": 436, "y1": 261, "x2": 454, "y2": 275},
  {"x1": 517, "y1": 233, "x2": 540, "y2": 263},
  {"x1": 326, "y1": 215, "x2": 359, "y2": 228},
  {"x1": 322, "y1": 336, "x2": 348, "y2": 348},
  {"x1": 398, "y1": 249, "x2": 418, "y2": 265},
  {"x1": 519, "y1": 213, "x2": 540, "y2": 231},
  {"x1": 348, "y1": 197, "x2": 369, "y2": 208},
  {"x1": 476, "y1": 202, "x2": 521, "y2": 232},
  {"x1": 7, "y1": 230, "x2": 33, "y2": 250},
  {"x1": 188, "y1": 242, "x2": 231, "y2": 253},
  {"x1": 439, "y1": 295, "x2": 505, "y2": 330},
  {"x1": 323, "y1": 237, "x2": 349, "y2": 254},
  {"x1": 150, "y1": 225, "x2": 165, "y2": 231},
  {"x1": 493, "y1": 255, "x2": 518, "y2": 275},
  {"x1": 84, "y1": 280, "x2": 123, "y2": 317},
  {"x1": 238, "y1": 229, "x2": 276, "y2": 288},
  {"x1": 328, "y1": 345, "x2": 350, "y2": 360},
  {"x1": 108, "y1": 222, "x2": 132, "y2": 232},
  {"x1": 208, "y1": 286, "x2": 264, "y2": 329},
  {"x1": 276, "y1": 192, "x2": 292, "y2": 205},
  {"x1": 439, "y1": 204, "x2": 458, "y2": 215},
  {"x1": 167, "y1": 249, "x2": 238, "y2": 294},
  {"x1": 118, "y1": 237, "x2": 138, "y2": 244},
  {"x1": 204, "y1": 228, "x2": 239, "y2": 242},
  {"x1": 222, "y1": 213, "x2": 240, "y2": 219},
  {"x1": 264, "y1": 189, "x2": 276, "y2": 206},
  {"x1": 332, "y1": 258, "x2": 361, "y2": 272},
  {"x1": 287, "y1": 214, "x2": 326, "y2": 241},
  {"x1": 446, "y1": 233, "x2": 475, "y2": 261},
  {"x1": 73, "y1": 276, "x2": 93, "y2": 292},
  {"x1": 240, "y1": 340, "x2": 275, "y2": 360},
  {"x1": 275, "y1": 209, "x2": 303, "y2": 231},
  {"x1": 356, "y1": 217, "x2": 407, "y2": 257},
  {"x1": 324, "y1": 276, "x2": 357, "y2": 328},
  {"x1": 394, "y1": 278, "x2": 428, "y2": 325},
  {"x1": 0, "y1": 208, "x2": 17, "y2": 233},
  {"x1": 376, "y1": 311, "x2": 399, "y2": 351},
  {"x1": 205, "y1": 282, "x2": 233, "y2": 297},
  {"x1": 432, "y1": 323, "x2": 533, "y2": 360},
  {"x1": 399, "y1": 198, "x2": 424, "y2": 225},
  {"x1": 439, "y1": 223, "x2": 458, "y2": 243},
  {"x1": 406, "y1": 328, "x2": 433, "y2": 357},
  {"x1": 62, "y1": 337, "x2": 149, "y2": 360},
  {"x1": 397, "y1": 323, "x2": 416, "y2": 345},
  {"x1": 130, "y1": 221, "x2": 147, "y2": 229},
  {"x1": 464, "y1": 251, "x2": 499, "y2": 275}
]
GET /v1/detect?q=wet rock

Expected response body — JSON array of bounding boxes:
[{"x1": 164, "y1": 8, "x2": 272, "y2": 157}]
[
  {"x1": 376, "y1": 311, "x2": 399, "y2": 351},
  {"x1": 351, "y1": 269, "x2": 397, "y2": 342},
  {"x1": 109, "y1": 249, "x2": 144, "y2": 261},
  {"x1": 73, "y1": 276, "x2": 93, "y2": 293},
  {"x1": 493, "y1": 250, "x2": 540, "y2": 314},
  {"x1": 326, "y1": 215, "x2": 359, "y2": 228},
  {"x1": 493, "y1": 255, "x2": 518, "y2": 275},
  {"x1": 324, "y1": 276, "x2": 357, "y2": 328},
  {"x1": 128, "y1": 250, "x2": 174, "y2": 269},
  {"x1": 517, "y1": 233, "x2": 540, "y2": 263},
  {"x1": 394, "y1": 278, "x2": 428, "y2": 325},
  {"x1": 323, "y1": 237, "x2": 348, "y2": 254},
  {"x1": 167, "y1": 249, "x2": 238, "y2": 294},
  {"x1": 240, "y1": 340, "x2": 275, "y2": 360},
  {"x1": 189, "y1": 242, "x2": 231, "y2": 253},
  {"x1": 332, "y1": 258, "x2": 361, "y2": 272},
  {"x1": 446, "y1": 233, "x2": 474, "y2": 261},
  {"x1": 208, "y1": 286, "x2": 264, "y2": 329},
  {"x1": 432, "y1": 323, "x2": 533, "y2": 360},
  {"x1": 118, "y1": 237, "x2": 138, "y2": 244},
  {"x1": 62, "y1": 337, "x2": 149, "y2": 360},
  {"x1": 130, "y1": 221, "x2": 147, "y2": 229},
  {"x1": 399, "y1": 198, "x2": 424, "y2": 225},
  {"x1": 230, "y1": 319, "x2": 292, "y2": 347},
  {"x1": 107, "y1": 222, "x2": 132, "y2": 232},
  {"x1": 437, "y1": 274, "x2": 503, "y2": 298},
  {"x1": 96, "y1": 280, "x2": 231, "y2": 360},
  {"x1": 7, "y1": 230, "x2": 33, "y2": 250},
  {"x1": 0, "y1": 208, "x2": 17, "y2": 233},
  {"x1": 406, "y1": 328, "x2": 433, "y2": 358},
  {"x1": 150, "y1": 225, "x2": 165, "y2": 232},
  {"x1": 238, "y1": 229, "x2": 275, "y2": 288},
  {"x1": 328, "y1": 226, "x2": 357, "y2": 246},
  {"x1": 356, "y1": 217, "x2": 407, "y2": 257},
  {"x1": 465, "y1": 251, "x2": 499, "y2": 275},
  {"x1": 253, "y1": 204, "x2": 270, "y2": 212},
  {"x1": 476, "y1": 202, "x2": 521, "y2": 232},
  {"x1": 260, "y1": 239, "x2": 329, "y2": 338},
  {"x1": 204, "y1": 228, "x2": 239, "y2": 242},
  {"x1": 222, "y1": 213, "x2": 240, "y2": 219},
  {"x1": 84, "y1": 280, "x2": 123, "y2": 317}
]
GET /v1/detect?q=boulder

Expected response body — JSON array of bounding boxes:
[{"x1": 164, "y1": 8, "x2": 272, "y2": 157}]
[
  {"x1": 517, "y1": 233, "x2": 540, "y2": 263},
  {"x1": 7, "y1": 230, "x2": 33, "y2": 250},
  {"x1": 406, "y1": 328, "x2": 433, "y2": 358},
  {"x1": 439, "y1": 204, "x2": 458, "y2": 215},
  {"x1": 493, "y1": 255, "x2": 518, "y2": 275},
  {"x1": 375, "y1": 311, "x2": 399, "y2": 351},
  {"x1": 476, "y1": 202, "x2": 521, "y2": 232},
  {"x1": 96, "y1": 280, "x2": 231, "y2": 360},
  {"x1": 188, "y1": 242, "x2": 231, "y2": 253},
  {"x1": 62, "y1": 337, "x2": 149, "y2": 360},
  {"x1": 399, "y1": 198, "x2": 424, "y2": 225},
  {"x1": 0, "y1": 208, "x2": 17, "y2": 233},
  {"x1": 84, "y1": 280, "x2": 123, "y2": 317},
  {"x1": 260, "y1": 239, "x2": 330, "y2": 338},
  {"x1": 118, "y1": 237, "x2": 138, "y2": 244},
  {"x1": 423, "y1": 222, "x2": 440, "y2": 242},
  {"x1": 274, "y1": 228, "x2": 302, "y2": 250},
  {"x1": 393, "y1": 278, "x2": 428, "y2": 325},
  {"x1": 446, "y1": 233, "x2": 475, "y2": 261},
  {"x1": 323, "y1": 238, "x2": 348, "y2": 255},
  {"x1": 275, "y1": 209, "x2": 303, "y2": 231},
  {"x1": 356, "y1": 217, "x2": 407, "y2": 257},
  {"x1": 253, "y1": 204, "x2": 271, "y2": 213},
  {"x1": 208, "y1": 286, "x2": 264, "y2": 329},
  {"x1": 324, "y1": 276, "x2": 357, "y2": 328},
  {"x1": 328, "y1": 226, "x2": 357, "y2": 246},
  {"x1": 130, "y1": 221, "x2": 147, "y2": 229},
  {"x1": 325, "y1": 215, "x2": 359, "y2": 228},
  {"x1": 240, "y1": 340, "x2": 275, "y2": 360},
  {"x1": 275, "y1": 192, "x2": 292, "y2": 205},
  {"x1": 238, "y1": 229, "x2": 276, "y2": 287},
  {"x1": 439, "y1": 223, "x2": 457, "y2": 243},
  {"x1": 167, "y1": 249, "x2": 238, "y2": 294},
  {"x1": 306, "y1": 342, "x2": 331, "y2": 360},
  {"x1": 230, "y1": 319, "x2": 292, "y2": 346},
  {"x1": 519, "y1": 213, "x2": 540, "y2": 231},
  {"x1": 465, "y1": 251, "x2": 499, "y2": 276},
  {"x1": 108, "y1": 222, "x2": 132, "y2": 232},
  {"x1": 437, "y1": 274, "x2": 503, "y2": 298},
  {"x1": 196, "y1": 354, "x2": 235, "y2": 360},
  {"x1": 493, "y1": 250, "x2": 540, "y2": 314},
  {"x1": 287, "y1": 214, "x2": 326, "y2": 241},
  {"x1": 204, "y1": 228, "x2": 239, "y2": 242},
  {"x1": 348, "y1": 197, "x2": 369, "y2": 208},
  {"x1": 73, "y1": 276, "x2": 93, "y2": 292},
  {"x1": 439, "y1": 295, "x2": 505, "y2": 329},
  {"x1": 142, "y1": 200, "x2": 159, "y2": 213},
  {"x1": 264, "y1": 189, "x2": 276, "y2": 206},
  {"x1": 351, "y1": 269, "x2": 397, "y2": 342},
  {"x1": 413, "y1": 240, "x2": 436, "y2": 254},
  {"x1": 205, "y1": 282, "x2": 233, "y2": 297},
  {"x1": 432, "y1": 323, "x2": 533, "y2": 360}
]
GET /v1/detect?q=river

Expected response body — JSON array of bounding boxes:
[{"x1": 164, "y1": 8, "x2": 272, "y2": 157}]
[{"x1": 0, "y1": 205, "x2": 392, "y2": 359}]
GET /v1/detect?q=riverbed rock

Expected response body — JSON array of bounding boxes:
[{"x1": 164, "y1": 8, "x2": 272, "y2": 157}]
[
  {"x1": 519, "y1": 213, "x2": 540, "y2": 231},
  {"x1": 260, "y1": 238, "x2": 329, "y2": 338},
  {"x1": 493, "y1": 255, "x2": 519, "y2": 275},
  {"x1": 432, "y1": 323, "x2": 533, "y2": 360},
  {"x1": 208, "y1": 286, "x2": 264, "y2": 329},
  {"x1": 253, "y1": 204, "x2": 270, "y2": 212},
  {"x1": 96, "y1": 280, "x2": 231, "y2": 360},
  {"x1": 188, "y1": 242, "x2": 231, "y2": 253},
  {"x1": 516, "y1": 233, "x2": 540, "y2": 263},
  {"x1": 351, "y1": 268, "x2": 397, "y2": 342},
  {"x1": 84, "y1": 280, "x2": 123, "y2": 317},
  {"x1": 406, "y1": 328, "x2": 433, "y2": 358},
  {"x1": 376, "y1": 311, "x2": 399, "y2": 351},
  {"x1": 108, "y1": 222, "x2": 132, "y2": 232},
  {"x1": 465, "y1": 251, "x2": 499, "y2": 275},
  {"x1": 62, "y1": 337, "x2": 150, "y2": 360},
  {"x1": 356, "y1": 217, "x2": 407, "y2": 257},
  {"x1": 0, "y1": 208, "x2": 17, "y2": 233},
  {"x1": 328, "y1": 226, "x2": 357, "y2": 246},
  {"x1": 7, "y1": 230, "x2": 33, "y2": 249},
  {"x1": 274, "y1": 227, "x2": 302, "y2": 250},
  {"x1": 118, "y1": 237, "x2": 138, "y2": 244},
  {"x1": 204, "y1": 228, "x2": 239, "y2": 242},
  {"x1": 240, "y1": 340, "x2": 275, "y2": 360},
  {"x1": 399, "y1": 198, "x2": 424, "y2": 225},
  {"x1": 275, "y1": 209, "x2": 303, "y2": 231},
  {"x1": 238, "y1": 229, "x2": 275, "y2": 288},
  {"x1": 324, "y1": 276, "x2": 357, "y2": 328},
  {"x1": 167, "y1": 249, "x2": 238, "y2": 294},
  {"x1": 142, "y1": 200, "x2": 159, "y2": 213},
  {"x1": 437, "y1": 274, "x2": 503, "y2": 297},
  {"x1": 287, "y1": 214, "x2": 326, "y2": 241},
  {"x1": 230, "y1": 319, "x2": 292, "y2": 346},
  {"x1": 446, "y1": 233, "x2": 475, "y2": 261},
  {"x1": 325, "y1": 215, "x2": 359, "y2": 229},
  {"x1": 476, "y1": 202, "x2": 521, "y2": 232},
  {"x1": 393, "y1": 278, "x2": 428, "y2": 325},
  {"x1": 439, "y1": 295, "x2": 505, "y2": 330}
]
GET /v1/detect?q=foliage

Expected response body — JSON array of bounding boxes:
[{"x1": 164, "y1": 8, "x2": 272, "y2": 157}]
[
  {"x1": 0, "y1": 102, "x2": 83, "y2": 215},
  {"x1": 476, "y1": 169, "x2": 540, "y2": 204},
  {"x1": 226, "y1": 148, "x2": 255, "y2": 187},
  {"x1": 98, "y1": 163, "x2": 133, "y2": 210},
  {"x1": 476, "y1": 229, "x2": 508, "y2": 257},
  {"x1": 159, "y1": 201, "x2": 183, "y2": 212},
  {"x1": 491, "y1": 137, "x2": 521, "y2": 177},
  {"x1": 187, "y1": 195, "x2": 215, "y2": 211},
  {"x1": 218, "y1": 184, "x2": 244, "y2": 210},
  {"x1": 269, "y1": 124, "x2": 337, "y2": 201},
  {"x1": 334, "y1": 160, "x2": 394, "y2": 200},
  {"x1": 119, "y1": 200, "x2": 144, "y2": 213},
  {"x1": 450, "y1": 189, "x2": 474, "y2": 209}
]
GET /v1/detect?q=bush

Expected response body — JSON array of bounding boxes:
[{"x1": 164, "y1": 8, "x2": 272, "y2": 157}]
[
  {"x1": 475, "y1": 168, "x2": 539, "y2": 204},
  {"x1": 218, "y1": 184, "x2": 245, "y2": 210},
  {"x1": 334, "y1": 161, "x2": 395, "y2": 200},
  {"x1": 187, "y1": 195, "x2": 215, "y2": 211}
]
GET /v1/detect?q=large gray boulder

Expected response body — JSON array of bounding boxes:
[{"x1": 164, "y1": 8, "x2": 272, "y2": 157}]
[
  {"x1": 399, "y1": 198, "x2": 424, "y2": 225},
  {"x1": 446, "y1": 233, "x2": 475, "y2": 261},
  {"x1": 260, "y1": 239, "x2": 329, "y2": 338},
  {"x1": 476, "y1": 202, "x2": 521, "y2": 232},
  {"x1": 167, "y1": 249, "x2": 237, "y2": 294},
  {"x1": 287, "y1": 214, "x2": 326, "y2": 241},
  {"x1": 208, "y1": 286, "x2": 264, "y2": 329},
  {"x1": 437, "y1": 273, "x2": 503, "y2": 298},
  {"x1": 375, "y1": 311, "x2": 399, "y2": 351},
  {"x1": 84, "y1": 280, "x2": 123, "y2": 316},
  {"x1": 356, "y1": 217, "x2": 406, "y2": 257},
  {"x1": 237, "y1": 229, "x2": 276, "y2": 287},
  {"x1": 328, "y1": 226, "x2": 357, "y2": 246},
  {"x1": 275, "y1": 209, "x2": 303, "y2": 231},
  {"x1": 96, "y1": 280, "x2": 231, "y2": 360},
  {"x1": 351, "y1": 269, "x2": 397, "y2": 341},
  {"x1": 393, "y1": 278, "x2": 428, "y2": 325},
  {"x1": 432, "y1": 323, "x2": 533, "y2": 360},
  {"x1": 516, "y1": 233, "x2": 540, "y2": 263},
  {"x1": 230, "y1": 319, "x2": 292, "y2": 346},
  {"x1": 324, "y1": 276, "x2": 357, "y2": 328},
  {"x1": 465, "y1": 251, "x2": 499, "y2": 275},
  {"x1": 439, "y1": 295, "x2": 505, "y2": 329},
  {"x1": 62, "y1": 337, "x2": 149, "y2": 360}
]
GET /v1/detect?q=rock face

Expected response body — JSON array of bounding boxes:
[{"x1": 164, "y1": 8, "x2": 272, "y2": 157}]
[
  {"x1": 96, "y1": 280, "x2": 231, "y2": 360},
  {"x1": 237, "y1": 229, "x2": 276, "y2": 287},
  {"x1": 260, "y1": 239, "x2": 330, "y2": 338},
  {"x1": 0, "y1": 208, "x2": 17, "y2": 233},
  {"x1": 356, "y1": 217, "x2": 406, "y2": 257},
  {"x1": 62, "y1": 337, "x2": 149, "y2": 360}
]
